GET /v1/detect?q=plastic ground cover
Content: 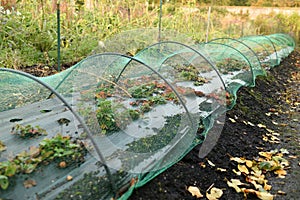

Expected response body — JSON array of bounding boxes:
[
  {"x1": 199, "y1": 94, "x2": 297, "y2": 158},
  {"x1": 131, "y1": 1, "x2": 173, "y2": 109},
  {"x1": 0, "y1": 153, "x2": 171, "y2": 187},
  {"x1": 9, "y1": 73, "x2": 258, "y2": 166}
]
[{"x1": 0, "y1": 31, "x2": 295, "y2": 200}]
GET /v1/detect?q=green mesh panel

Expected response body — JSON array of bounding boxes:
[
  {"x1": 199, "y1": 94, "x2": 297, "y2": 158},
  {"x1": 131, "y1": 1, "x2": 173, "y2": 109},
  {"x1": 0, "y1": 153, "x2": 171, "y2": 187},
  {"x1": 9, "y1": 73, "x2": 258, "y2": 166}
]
[{"x1": 0, "y1": 32, "x2": 294, "y2": 200}]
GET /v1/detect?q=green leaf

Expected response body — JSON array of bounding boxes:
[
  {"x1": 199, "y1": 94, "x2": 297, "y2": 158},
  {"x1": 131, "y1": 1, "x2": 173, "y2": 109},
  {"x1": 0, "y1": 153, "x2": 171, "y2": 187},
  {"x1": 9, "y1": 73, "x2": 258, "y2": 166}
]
[
  {"x1": 259, "y1": 161, "x2": 272, "y2": 170},
  {"x1": 0, "y1": 175, "x2": 9, "y2": 190}
]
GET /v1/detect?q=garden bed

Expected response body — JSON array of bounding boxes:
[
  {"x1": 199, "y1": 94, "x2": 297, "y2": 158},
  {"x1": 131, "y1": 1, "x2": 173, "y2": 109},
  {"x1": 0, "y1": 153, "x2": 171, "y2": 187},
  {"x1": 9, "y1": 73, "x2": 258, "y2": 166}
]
[{"x1": 129, "y1": 50, "x2": 300, "y2": 200}]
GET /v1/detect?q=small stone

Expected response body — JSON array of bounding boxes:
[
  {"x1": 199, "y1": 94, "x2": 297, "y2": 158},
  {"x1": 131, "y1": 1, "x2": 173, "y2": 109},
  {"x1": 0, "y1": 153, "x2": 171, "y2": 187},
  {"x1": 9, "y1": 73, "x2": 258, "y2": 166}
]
[
  {"x1": 67, "y1": 175, "x2": 73, "y2": 181},
  {"x1": 59, "y1": 161, "x2": 67, "y2": 168}
]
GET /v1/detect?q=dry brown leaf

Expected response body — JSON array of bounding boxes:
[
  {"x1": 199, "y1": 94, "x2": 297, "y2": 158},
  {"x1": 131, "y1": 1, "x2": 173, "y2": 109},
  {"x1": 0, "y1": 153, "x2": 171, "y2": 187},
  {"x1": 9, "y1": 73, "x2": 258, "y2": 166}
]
[
  {"x1": 187, "y1": 186, "x2": 203, "y2": 198},
  {"x1": 238, "y1": 164, "x2": 249, "y2": 174},
  {"x1": 29, "y1": 146, "x2": 40, "y2": 158},
  {"x1": 23, "y1": 179, "x2": 37, "y2": 188},
  {"x1": 206, "y1": 187, "x2": 223, "y2": 200}
]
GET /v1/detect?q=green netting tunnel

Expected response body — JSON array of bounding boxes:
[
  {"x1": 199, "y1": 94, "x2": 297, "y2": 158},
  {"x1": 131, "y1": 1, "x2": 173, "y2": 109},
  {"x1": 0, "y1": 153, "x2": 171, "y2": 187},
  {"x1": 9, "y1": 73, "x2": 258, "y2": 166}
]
[{"x1": 0, "y1": 32, "x2": 295, "y2": 200}]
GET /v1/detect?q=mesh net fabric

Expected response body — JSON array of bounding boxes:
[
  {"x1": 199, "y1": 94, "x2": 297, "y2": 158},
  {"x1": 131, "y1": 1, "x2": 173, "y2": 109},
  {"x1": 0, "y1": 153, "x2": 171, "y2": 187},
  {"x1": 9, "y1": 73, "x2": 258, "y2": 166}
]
[{"x1": 0, "y1": 31, "x2": 295, "y2": 200}]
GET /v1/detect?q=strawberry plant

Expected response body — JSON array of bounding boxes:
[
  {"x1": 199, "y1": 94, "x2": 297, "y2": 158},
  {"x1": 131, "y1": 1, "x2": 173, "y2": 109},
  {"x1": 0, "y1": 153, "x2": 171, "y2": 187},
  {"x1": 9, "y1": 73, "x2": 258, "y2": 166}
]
[
  {"x1": 175, "y1": 65, "x2": 208, "y2": 86},
  {"x1": 0, "y1": 134, "x2": 87, "y2": 190},
  {"x1": 11, "y1": 124, "x2": 47, "y2": 138}
]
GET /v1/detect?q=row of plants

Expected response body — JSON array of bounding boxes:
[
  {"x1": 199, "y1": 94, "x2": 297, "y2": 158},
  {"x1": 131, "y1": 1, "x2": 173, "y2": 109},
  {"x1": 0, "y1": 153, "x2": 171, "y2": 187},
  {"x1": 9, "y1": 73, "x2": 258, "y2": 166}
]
[
  {"x1": 94, "y1": 80, "x2": 181, "y2": 134},
  {"x1": 0, "y1": 127, "x2": 87, "y2": 190},
  {"x1": 174, "y1": 64, "x2": 209, "y2": 86},
  {"x1": 216, "y1": 57, "x2": 249, "y2": 74}
]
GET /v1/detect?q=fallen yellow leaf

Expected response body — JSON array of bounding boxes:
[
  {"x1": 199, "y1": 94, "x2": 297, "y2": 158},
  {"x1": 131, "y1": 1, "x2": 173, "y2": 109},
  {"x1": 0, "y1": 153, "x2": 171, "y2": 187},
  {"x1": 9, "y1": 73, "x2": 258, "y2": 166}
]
[
  {"x1": 263, "y1": 135, "x2": 269, "y2": 142},
  {"x1": 207, "y1": 159, "x2": 215, "y2": 167},
  {"x1": 187, "y1": 186, "x2": 203, "y2": 198},
  {"x1": 246, "y1": 177, "x2": 262, "y2": 190},
  {"x1": 264, "y1": 181, "x2": 272, "y2": 191},
  {"x1": 238, "y1": 164, "x2": 249, "y2": 174},
  {"x1": 257, "y1": 123, "x2": 266, "y2": 128},
  {"x1": 275, "y1": 169, "x2": 287, "y2": 177},
  {"x1": 199, "y1": 162, "x2": 206, "y2": 168},
  {"x1": 242, "y1": 189, "x2": 274, "y2": 200},
  {"x1": 280, "y1": 148, "x2": 289, "y2": 154},
  {"x1": 232, "y1": 169, "x2": 242, "y2": 176},
  {"x1": 216, "y1": 168, "x2": 226, "y2": 172},
  {"x1": 248, "y1": 121, "x2": 255, "y2": 126},
  {"x1": 227, "y1": 179, "x2": 247, "y2": 193},
  {"x1": 277, "y1": 190, "x2": 286, "y2": 195},
  {"x1": 288, "y1": 155, "x2": 297, "y2": 159},
  {"x1": 246, "y1": 160, "x2": 253, "y2": 168},
  {"x1": 230, "y1": 157, "x2": 246, "y2": 163},
  {"x1": 247, "y1": 175, "x2": 265, "y2": 184},
  {"x1": 256, "y1": 191, "x2": 274, "y2": 200},
  {"x1": 259, "y1": 152, "x2": 273, "y2": 160},
  {"x1": 229, "y1": 118, "x2": 236, "y2": 123},
  {"x1": 206, "y1": 187, "x2": 223, "y2": 200}
]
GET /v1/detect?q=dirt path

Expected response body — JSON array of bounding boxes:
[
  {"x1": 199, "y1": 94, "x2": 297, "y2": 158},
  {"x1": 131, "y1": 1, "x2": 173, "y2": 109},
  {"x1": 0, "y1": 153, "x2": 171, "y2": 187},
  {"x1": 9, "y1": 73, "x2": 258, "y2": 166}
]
[{"x1": 129, "y1": 51, "x2": 300, "y2": 200}]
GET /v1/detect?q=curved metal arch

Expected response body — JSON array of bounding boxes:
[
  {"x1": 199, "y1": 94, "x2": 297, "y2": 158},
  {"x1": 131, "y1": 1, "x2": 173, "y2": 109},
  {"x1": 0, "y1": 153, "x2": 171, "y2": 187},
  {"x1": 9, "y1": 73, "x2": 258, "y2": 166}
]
[
  {"x1": 268, "y1": 33, "x2": 294, "y2": 47},
  {"x1": 82, "y1": 52, "x2": 196, "y2": 128},
  {"x1": 115, "y1": 41, "x2": 198, "y2": 83},
  {"x1": 208, "y1": 37, "x2": 263, "y2": 69},
  {"x1": 240, "y1": 35, "x2": 278, "y2": 65},
  {"x1": 113, "y1": 50, "x2": 191, "y2": 83},
  {"x1": 0, "y1": 68, "x2": 117, "y2": 195},
  {"x1": 266, "y1": 34, "x2": 294, "y2": 56},
  {"x1": 260, "y1": 35, "x2": 278, "y2": 64},
  {"x1": 238, "y1": 37, "x2": 271, "y2": 59},
  {"x1": 127, "y1": 41, "x2": 226, "y2": 90},
  {"x1": 51, "y1": 55, "x2": 124, "y2": 94},
  {"x1": 193, "y1": 42, "x2": 256, "y2": 85},
  {"x1": 280, "y1": 33, "x2": 296, "y2": 47}
]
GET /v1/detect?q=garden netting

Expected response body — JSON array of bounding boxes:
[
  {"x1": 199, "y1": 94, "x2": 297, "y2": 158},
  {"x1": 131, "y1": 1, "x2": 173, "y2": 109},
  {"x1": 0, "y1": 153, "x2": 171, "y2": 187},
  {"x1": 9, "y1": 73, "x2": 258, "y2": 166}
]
[{"x1": 0, "y1": 30, "x2": 295, "y2": 200}]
